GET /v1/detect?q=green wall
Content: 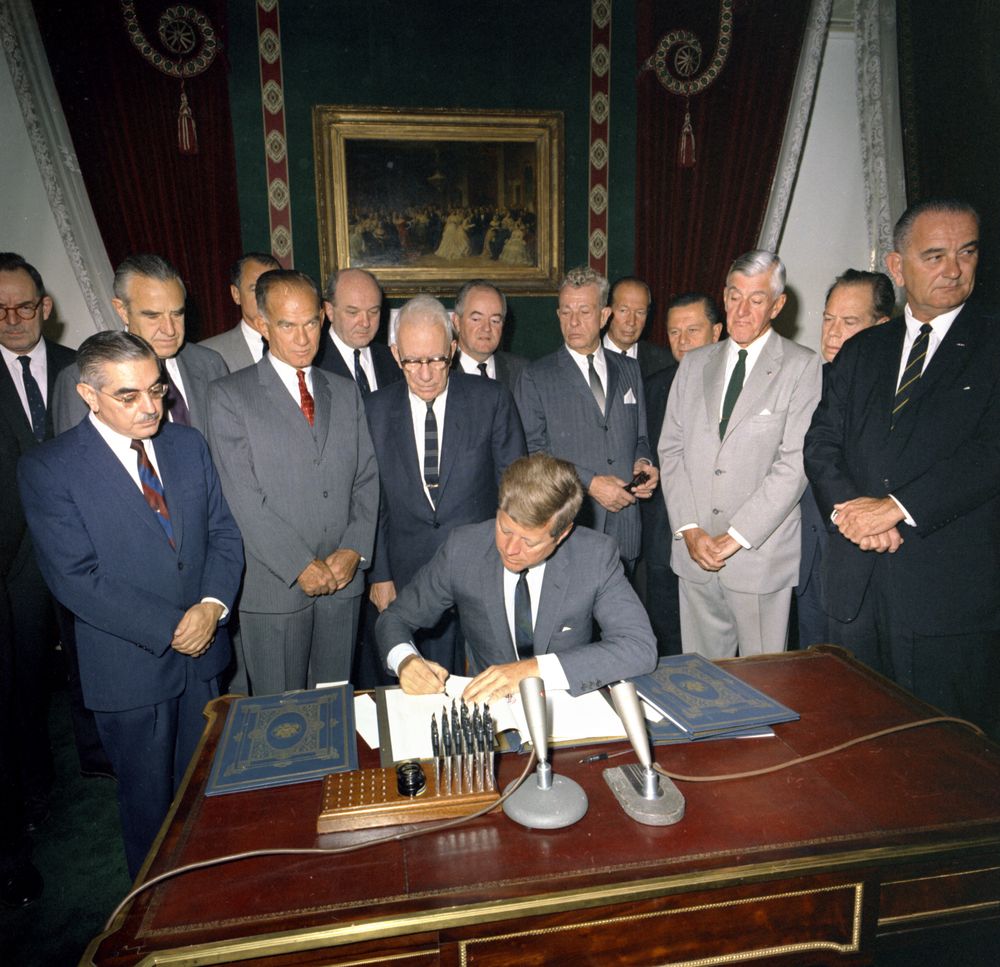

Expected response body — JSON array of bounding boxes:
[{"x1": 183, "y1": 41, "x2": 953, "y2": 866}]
[{"x1": 227, "y1": 0, "x2": 637, "y2": 359}]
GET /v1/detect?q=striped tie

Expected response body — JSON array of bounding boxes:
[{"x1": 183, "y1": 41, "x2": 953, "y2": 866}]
[
  {"x1": 423, "y1": 400, "x2": 439, "y2": 506},
  {"x1": 353, "y1": 349, "x2": 371, "y2": 395},
  {"x1": 17, "y1": 355, "x2": 46, "y2": 443},
  {"x1": 891, "y1": 323, "x2": 932, "y2": 428},
  {"x1": 131, "y1": 440, "x2": 175, "y2": 547}
]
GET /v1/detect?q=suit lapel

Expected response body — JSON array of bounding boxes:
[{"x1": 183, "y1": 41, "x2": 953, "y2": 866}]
[
  {"x1": 79, "y1": 421, "x2": 176, "y2": 549},
  {"x1": 603, "y1": 352, "x2": 620, "y2": 417},
  {"x1": 701, "y1": 342, "x2": 728, "y2": 427},
  {"x1": 176, "y1": 347, "x2": 203, "y2": 426},
  {"x1": 722, "y1": 333, "x2": 782, "y2": 437},
  {"x1": 151, "y1": 429, "x2": 184, "y2": 551},
  {"x1": 480, "y1": 533, "x2": 516, "y2": 658},
  {"x1": 533, "y1": 543, "x2": 569, "y2": 655},
  {"x1": 905, "y1": 305, "x2": 976, "y2": 409},
  {"x1": 258, "y1": 359, "x2": 318, "y2": 450},
  {"x1": 310, "y1": 371, "x2": 333, "y2": 457},
  {"x1": 558, "y1": 346, "x2": 604, "y2": 420},
  {"x1": 0, "y1": 358, "x2": 33, "y2": 445}
]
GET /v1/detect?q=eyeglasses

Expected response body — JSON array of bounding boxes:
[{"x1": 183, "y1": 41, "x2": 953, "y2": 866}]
[
  {"x1": 399, "y1": 355, "x2": 450, "y2": 372},
  {"x1": 0, "y1": 299, "x2": 43, "y2": 321},
  {"x1": 98, "y1": 383, "x2": 169, "y2": 407}
]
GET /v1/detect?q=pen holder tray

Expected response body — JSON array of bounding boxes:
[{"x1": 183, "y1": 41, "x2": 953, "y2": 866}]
[{"x1": 317, "y1": 760, "x2": 500, "y2": 833}]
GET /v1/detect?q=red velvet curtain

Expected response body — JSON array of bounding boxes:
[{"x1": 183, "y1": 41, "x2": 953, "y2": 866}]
[
  {"x1": 636, "y1": 1, "x2": 809, "y2": 343},
  {"x1": 33, "y1": 1, "x2": 242, "y2": 340}
]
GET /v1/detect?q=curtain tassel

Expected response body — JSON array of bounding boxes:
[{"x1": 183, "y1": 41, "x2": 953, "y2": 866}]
[
  {"x1": 678, "y1": 101, "x2": 696, "y2": 168},
  {"x1": 178, "y1": 83, "x2": 198, "y2": 155}
]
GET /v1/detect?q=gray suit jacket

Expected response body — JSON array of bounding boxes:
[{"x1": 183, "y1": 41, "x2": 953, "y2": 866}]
[
  {"x1": 207, "y1": 359, "x2": 379, "y2": 613},
  {"x1": 514, "y1": 346, "x2": 651, "y2": 561},
  {"x1": 375, "y1": 520, "x2": 656, "y2": 695},
  {"x1": 52, "y1": 341, "x2": 228, "y2": 436},
  {"x1": 659, "y1": 332, "x2": 822, "y2": 592},
  {"x1": 198, "y1": 323, "x2": 256, "y2": 372}
]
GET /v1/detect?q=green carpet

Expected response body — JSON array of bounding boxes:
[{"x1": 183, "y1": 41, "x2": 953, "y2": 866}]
[{"x1": 0, "y1": 688, "x2": 129, "y2": 966}]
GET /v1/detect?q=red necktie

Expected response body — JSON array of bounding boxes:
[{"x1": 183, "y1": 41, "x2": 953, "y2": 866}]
[
  {"x1": 130, "y1": 440, "x2": 175, "y2": 548},
  {"x1": 296, "y1": 369, "x2": 314, "y2": 426}
]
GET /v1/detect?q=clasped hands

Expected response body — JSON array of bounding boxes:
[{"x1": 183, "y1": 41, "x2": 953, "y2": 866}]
[
  {"x1": 683, "y1": 528, "x2": 741, "y2": 572},
  {"x1": 589, "y1": 461, "x2": 660, "y2": 512},
  {"x1": 398, "y1": 654, "x2": 540, "y2": 704},
  {"x1": 832, "y1": 496, "x2": 905, "y2": 553},
  {"x1": 297, "y1": 549, "x2": 361, "y2": 596},
  {"x1": 171, "y1": 601, "x2": 224, "y2": 657}
]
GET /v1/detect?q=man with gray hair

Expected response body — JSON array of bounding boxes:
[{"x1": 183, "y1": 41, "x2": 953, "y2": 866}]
[
  {"x1": 450, "y1": 279, "x2": 527, "y2": 392},
  {"x1": 53, "y1": 254, "x2": 228, "y2": 435},
  {"x1": 514, "y1": 265, "x2": 658, "y2": 572},
  {"x1": 365, "y1": 294, "x2": 525, "y2": 674},
  {"x1": 660, "y1": 251, "x2": 822, "y2": 657}
]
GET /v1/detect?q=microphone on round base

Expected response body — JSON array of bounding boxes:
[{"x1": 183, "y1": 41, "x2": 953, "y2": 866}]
[
  {"x1": 603, "y1": 681, "x2": 684, "y2": 826},
  {"x1": 502, "y1": 677, "x2": 588, "y2": 829}
]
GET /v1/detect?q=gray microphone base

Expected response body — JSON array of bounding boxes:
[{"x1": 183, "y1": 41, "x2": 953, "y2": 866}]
[
  {"x1": 603, "y1": 764, "x2": 685, "y2": 826},
  {"x1": 502, "y1": 774, "x2": 589, "y2": 829}
]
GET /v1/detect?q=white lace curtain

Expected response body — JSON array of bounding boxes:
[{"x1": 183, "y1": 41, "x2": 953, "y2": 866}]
[
  {"x1": 758, "y1": 0, "x2": 906, "y2": 268},
  {"x1": 1, "y1": 0, "x2": 116, "y2": 332}
]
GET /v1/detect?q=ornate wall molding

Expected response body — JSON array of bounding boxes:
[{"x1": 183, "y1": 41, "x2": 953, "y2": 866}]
[
  {"x1": 587, "y1": 0, "x2": 611, "y2": 275},
  {"x1": 256, "y1": 0, "x2": 293, "y2": 267},
  {"x1": 0, "y1": 0, "x2": 117, "y2": 332}
]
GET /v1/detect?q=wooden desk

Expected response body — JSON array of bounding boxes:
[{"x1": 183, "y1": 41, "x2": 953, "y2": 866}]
[{"x1": 83, "y1": 647, "x2": 1000, "y2": 966}]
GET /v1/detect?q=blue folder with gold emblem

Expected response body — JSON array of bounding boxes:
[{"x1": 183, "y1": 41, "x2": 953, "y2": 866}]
[
  {"x1": 205, "y1": 685, "x2": 357, "y2": 796},
  {"x1": 634, "y1": 655, "x2": 798, "y2": 738}
]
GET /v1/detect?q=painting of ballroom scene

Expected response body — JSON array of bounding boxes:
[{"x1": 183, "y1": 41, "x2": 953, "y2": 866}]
[{"x1": 344, "y1": 139, "x2": 539, "y2": 269}]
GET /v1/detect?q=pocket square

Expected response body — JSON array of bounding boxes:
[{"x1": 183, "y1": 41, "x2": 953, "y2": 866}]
[
  {"x1": 560, "y1": 625, "x2": 572, "y2": 632},
  {"x1": 623, "y1": 388, "x2": 637, "y2": 404},
  {"x1": 758, "y1": 408, "x2": 772, "y2": 416}
]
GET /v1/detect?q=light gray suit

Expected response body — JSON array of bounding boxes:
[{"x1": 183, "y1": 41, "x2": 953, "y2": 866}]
[
  {"x1": 376, "y1": 520, "x2": 656, "y2": 695},
  {"x1": 659, "y1": 331, "x2": 821, "y2": 657},
  {"x1": 199, "y1": 323, "x2": 256, "y2": 372},
  {"x1": 514, "y1": 347, "x2": 651, "y2": 563},
  {"x1": 52, "y1": 342, "x2": 228, "y2": 436},
  {"x1": 207, "y1": 358, "x2": 379, "y2": 693}
]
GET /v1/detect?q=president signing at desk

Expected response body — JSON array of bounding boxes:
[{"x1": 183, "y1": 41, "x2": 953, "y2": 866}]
[{"x1": 376, "y1": 453, "x2": 657, "y2": 702}]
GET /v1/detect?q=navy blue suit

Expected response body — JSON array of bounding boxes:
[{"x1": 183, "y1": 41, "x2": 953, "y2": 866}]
[
  {"x1": 365, "y1": 373, "x2": 525, "y2": 671},
  {"x1": 18, "y1": 419, "x2": 243, "y2": 875}
]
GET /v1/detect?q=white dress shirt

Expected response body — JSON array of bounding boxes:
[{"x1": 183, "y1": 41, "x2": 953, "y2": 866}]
[
  {"x1": 240, "y1": 319, "x2": 266, "y2": 364},
  {"x1": 268, "y1": 353, "x2": 314, "y2": 401},
  {"x1": 387, "y1": 558, "x2": 568, "y2": 689},
  {"x1": 1, "y1": 340, "x2": 48, "y2": 423},
  {"x1": 162, "y1": 355, "x2": 189, "y2": 423},
  {"x1": 602, "y1": 333, "x2": 636, "y2": 359},
  {"x1": 566, "y1": 343, "x2": 608, "y2": 391},
  {"x1": 457, "y1": 350, "x2": 495, "y2": 378},
  {"x1": 329, "y1": 329, "x2": 378, "y2": 390}
]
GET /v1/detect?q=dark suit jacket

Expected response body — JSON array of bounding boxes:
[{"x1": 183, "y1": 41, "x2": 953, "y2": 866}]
[
  {"x1": 515, "y1": 347, "x2": 651, "y2": 561},
  {"x1": 313, "y1": 329, "x2": 402, "y2": 392},
  {"x1": 640, "y1": 361, "x2": 677, "y2": 568},
  {"x1": 637, "y1": 340, "x2": 675, "y2": 381},
  {"x1": 796, "y1": 364, "x2": 831, "y2": 595},
  {"x1": 804, "y1": 304, "x2": 1000, "y2": 632},
  {"x1": 0, "y1": 338, "x2": 76, "y2": 586},
  {"x1": 376, "y1": 520, "x2": 657, "y2": 695},
  {"x1": 52, "y1": 341, "x2": 228, "y2": 436},
  {"x1": 17, "y1": 420, "x2": 243, "y2": 712},
  {"x1": 452, "y1": 349, "x2": 528, "y2": 394},
  {"x1": 365, "y1": 373, "x2": 526, "y2": 587}
]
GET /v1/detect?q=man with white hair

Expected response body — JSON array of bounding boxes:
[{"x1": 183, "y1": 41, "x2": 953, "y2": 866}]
[
  {"x1": 365, "y1": 295, "x2": 525, "y2": 672},
  {"x1": 660, "y1": 251, "x2": 822, "y2": 657}
]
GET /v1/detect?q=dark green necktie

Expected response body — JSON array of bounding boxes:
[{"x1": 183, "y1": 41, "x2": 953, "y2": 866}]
[{"x1": 719, "y1": 349, "x2": 747, "y2": 439}]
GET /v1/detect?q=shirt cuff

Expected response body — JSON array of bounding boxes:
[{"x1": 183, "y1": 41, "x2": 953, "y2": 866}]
[
  {"x1": 386, "y1": 642, "x2": 418, "y2": 676},
  {"x1": 888, "y1": 494, "x2": 915, "y2": 527},
  {"x1": 674, "y1": 523, "x2": 698, "y2": 538},
  {"x1": 727, "y1": 526, "x2": 752, "y2": 550},
  {"x1": 535, "y1": 652, "x2": 569, "y2": 690},
  {"x1": 200, "y1": 597, "x2": 229, "y2": 622}
]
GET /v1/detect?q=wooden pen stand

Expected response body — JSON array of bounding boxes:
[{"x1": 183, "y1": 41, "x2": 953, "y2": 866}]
[{"x1": 317, "y1": 759, "x2": 500, "y2": 833}]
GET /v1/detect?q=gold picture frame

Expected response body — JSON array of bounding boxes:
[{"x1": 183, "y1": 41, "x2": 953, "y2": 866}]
[{"x1": 313, "y1": 106, "x2": 564, "y2": 296}]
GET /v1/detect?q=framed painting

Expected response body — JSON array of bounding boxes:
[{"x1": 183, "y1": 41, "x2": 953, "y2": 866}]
[{"x1": 313, "y1": 106, "x2": 564, "y2": 296}]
